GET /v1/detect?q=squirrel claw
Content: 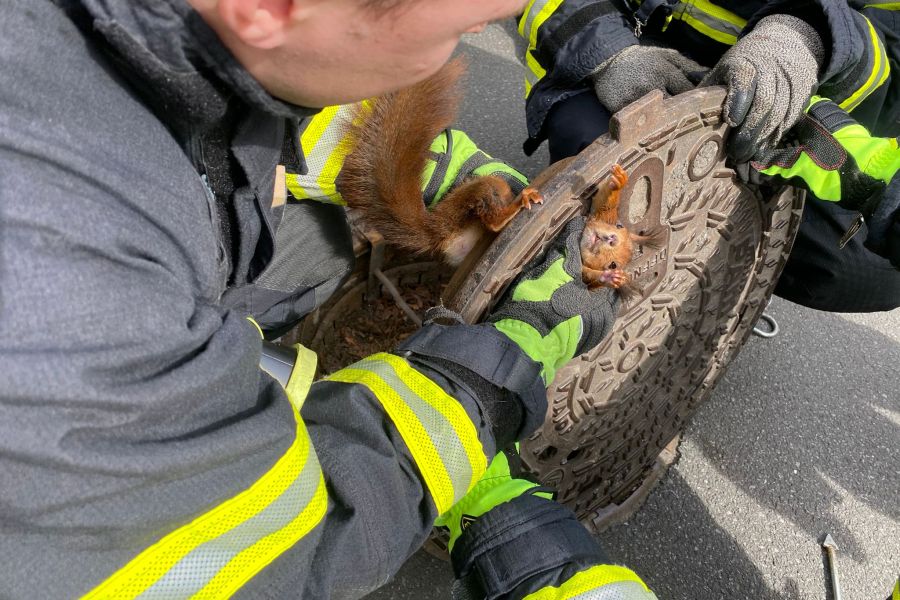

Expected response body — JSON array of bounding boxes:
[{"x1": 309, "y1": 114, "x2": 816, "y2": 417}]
[
  {"x1": 610, "y1": 164, "x2": 628, "y2": 192},
  {"x1": 519, "y1": 187, "x2": 544, "y2": 210},
  {"x1": 600, "y1": 268, "x2": 628, "y2": 288}
]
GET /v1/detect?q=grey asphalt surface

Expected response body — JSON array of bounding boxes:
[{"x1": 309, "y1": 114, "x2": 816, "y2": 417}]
[{"x1": 365, "y1": 23, "x2": 899, "y2": 600}]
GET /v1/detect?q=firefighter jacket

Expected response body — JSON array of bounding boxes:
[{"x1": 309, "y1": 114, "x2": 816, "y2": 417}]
[
  {"x1": 0, "y1": 1, "x2": 653, "y2": 598},
  {"x1": 518, "y1": 0, "x2": 900, "y2": 154}
]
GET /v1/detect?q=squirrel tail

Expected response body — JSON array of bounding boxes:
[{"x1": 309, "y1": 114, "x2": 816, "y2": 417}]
[{"x1": 339, "y1": 58, "x2": 467, "y2": 255}]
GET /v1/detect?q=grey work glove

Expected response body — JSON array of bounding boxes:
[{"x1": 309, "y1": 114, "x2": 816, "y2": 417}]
[
  {"x1": 590, "y1": 45, "x2": 708, "y2": 113},
  {"x1": 701, "y1": 14, "x2": 825, "y2": 163},
  {"x1": 488, "y1": 216, "x2": 619, "y2": 385}
]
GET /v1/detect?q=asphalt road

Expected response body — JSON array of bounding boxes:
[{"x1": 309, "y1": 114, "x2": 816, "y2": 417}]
[{"x1": 366, "y1": 23, "x2": 899, "y2": 600}]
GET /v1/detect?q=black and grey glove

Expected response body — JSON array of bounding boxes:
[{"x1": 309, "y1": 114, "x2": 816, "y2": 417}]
[
  {"x1": 702, "y1": 14, "x2": 825, "y2": 163},
  {"x1": 590, "y1": 45, "x2": 707, "y2": 113},
  {"x1": 741, "y1": 97, "x2": 900, "y2": 267},
  {"x1": 488, "y1": 216, "x2": 619, "y2": 385}
]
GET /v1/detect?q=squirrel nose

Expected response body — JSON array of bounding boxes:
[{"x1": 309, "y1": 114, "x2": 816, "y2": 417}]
[{"x1": 604, "y1": 233, "x2": 618, "y2": 245}]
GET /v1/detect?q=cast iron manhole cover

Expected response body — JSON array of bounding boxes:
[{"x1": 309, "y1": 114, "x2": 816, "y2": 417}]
[{"x1": 445, "y1": 87, "x2": 804, "y2": 529}]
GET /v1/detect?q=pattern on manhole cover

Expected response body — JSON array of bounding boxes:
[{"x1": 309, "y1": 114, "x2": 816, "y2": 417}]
[{"x1": 446, "y1": 88, "x2": 803, "y2": 530}]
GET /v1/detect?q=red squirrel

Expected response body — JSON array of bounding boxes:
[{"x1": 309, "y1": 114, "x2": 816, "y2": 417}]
[
  {"x1": 338, "y1": 58, "x2": 541, "y2": 266},
  {"x1": 337, "y1": 60, "x2": 655, "y2": 288},
  {"x1": 580, "y1": 164, "x2": 660, "y2": 290}
]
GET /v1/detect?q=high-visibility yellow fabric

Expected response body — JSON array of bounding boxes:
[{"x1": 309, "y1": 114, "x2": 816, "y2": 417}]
[
  {"x1": 863, "y1": 2, "x2": 900, "y2": 9},
  {"x1": 839, "y1": 16, "x2": 891, "y2": 112},
  {"x1": 246, "y1": 316, "x2": 264, "y2": 339},
  {"x1": 287, "y1": 104, "x2": 358, "y2": 206},
  {"x1": 523, "y1": 564, "x2": 654, "y2": 600},
  {"x1": 82, "y1": 402, "x2": 327, "y2": 599},
  {"x1": 82, "y1": 336, "x2": 326, "y2": 599},
  {"x1": 286, "y1": 344, "x2": 318, "y2": 410},
  {"x1": 519, "y1": 0, "x2": 565, "y2": 96},
  {"x1": 671, "y1": 0, "x2": 747, "y2": 45},
  {"x1": 327, "y1": 353, "x2": 486, "y2": 515}
]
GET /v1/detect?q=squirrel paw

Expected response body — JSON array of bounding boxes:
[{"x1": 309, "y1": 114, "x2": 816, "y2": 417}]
[
  {"x1": 584, "y1": 267, "x2": 629, "y2": 289},
  {"x1": 609, "y1": 164, "x2": 628, "y2": 192},
  {"x1": 519, "y1": 187, "x2": 544, "y2": 210}
]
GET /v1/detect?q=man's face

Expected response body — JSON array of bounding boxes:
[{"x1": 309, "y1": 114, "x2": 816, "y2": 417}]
[{"x1": 207, "y1": 0, "x2": 529, "y2": 107}]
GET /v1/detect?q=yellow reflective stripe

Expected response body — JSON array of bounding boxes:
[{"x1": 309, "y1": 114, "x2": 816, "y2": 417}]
[
  {"x1": 285, "y1": 172, "x2": 310, "y2": 201},
  {"x1": 525, "y1": 50, "x2": 546, "y2": 87},
  {"x1": 327, "y1": 353, "x2": 486, "y2": 515},
  {"x1": 246, "y1": 316, "x2": 264, "y2": 339},
  {"x1": 285, "y1": 344, "x2": 318, "y2": 410},
  {"x1": 83, "y1": 402, "x2": 327, "y2": 599},
  {"x1": 518, "y1": 0, "x2": 540, "y2": 36},
  {"x1": 527, "y1": 0, "x2": 564, "y2": 51},
  {"x1": 688, "y1": 0, "x2": 745, "y2": 28},
  {"x1": 839, "y1": 17, "x2": 890, "y2": 112},
  {"x1": 520, "y1": 0, "x2": 563, "y2": 97},
  {"x1": 672, "y1": 0, "x2": 746, "y2": 45},
  {"x1": 523, "y1": 565, "x2": 653, "y2": 600},
  {"x1": 289, "y1": 105, "x2": 350, "y2": 205},
  {"x1": 864, "y1": 2, "x2": 900, "y2": 8},
  {"x1": 300, "y1": 106, "x2": 338, "y2": 154}
]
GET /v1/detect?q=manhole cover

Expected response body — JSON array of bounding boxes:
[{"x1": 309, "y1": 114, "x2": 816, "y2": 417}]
[{"x1": 445, "y1": 87, "x2": 804, "y2": 529}]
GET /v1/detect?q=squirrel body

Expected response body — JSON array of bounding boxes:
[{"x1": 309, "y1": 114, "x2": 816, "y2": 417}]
[
  {"x1": 580, "y1": 164, "x2": 660, "y2": 290},
  {"x1": 338, "y1": 58, "x2": 539, "y2": 266}
]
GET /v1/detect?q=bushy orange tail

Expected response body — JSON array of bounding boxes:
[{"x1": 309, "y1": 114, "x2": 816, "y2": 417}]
[{"x1": 339, "y1": 58, "x2": 467, "y2": 255}]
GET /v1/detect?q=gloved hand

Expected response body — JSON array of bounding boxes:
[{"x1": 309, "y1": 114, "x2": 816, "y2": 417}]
[
  {"x1": 702, "y1": 14, "x2": 825, "y2": 163},
  {"x1": 590, "y1": 45, "x2": 707, "y2": 113},
  {"x1": 744, "y1": 96, "x2": 900, "y2": 265},
  {"x1": 488, "y1": 216, "x2": 619, "y2": 385},
  {"x1": 434, "y1": 450, "x2": 551, "y2": 551}
]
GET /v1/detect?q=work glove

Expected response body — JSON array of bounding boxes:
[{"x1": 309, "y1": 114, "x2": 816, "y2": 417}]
[
  {"x1": 743, "y1": 96, "x2": 900, "y2": 267},
  {"x1": 434, "y1": 449, "x2": 551, "y2": 551},
  {"x1": 488, "y1": 216, "x2": 619, "y2": 385},
  {"x1": 702, "y1": 14, "x2": 825, "y2": 163},
  {"x1": 590, "y1": 45, "x2": 708, "y2": 114}
]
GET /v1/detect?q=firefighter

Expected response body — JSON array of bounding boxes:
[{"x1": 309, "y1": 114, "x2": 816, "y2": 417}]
[
  {"x1": 0, "y1": 0, "x2": 655, "y2": 598},
  {"x1": 519, "y1": 0, "x2": 900, "y2": 311}
]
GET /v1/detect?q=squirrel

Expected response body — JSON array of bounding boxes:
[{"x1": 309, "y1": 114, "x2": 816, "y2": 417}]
[
  {"x1": 338, "y1": 57, "x2": 541, "y2": 266},
  {"x1": 337, "y1": 60, "x2": 657, "y2": 289},
  {"x1": 579, "y1": 164, "x2": 661, "y2": 290}
]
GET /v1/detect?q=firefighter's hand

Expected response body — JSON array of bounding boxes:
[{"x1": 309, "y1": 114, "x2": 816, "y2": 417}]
[
  {"x1": 487, "y1": 216, "x2": 619, "y2": 385},
  {"x1": 590, "y1": 45, "x2": 707, "y2": 113},
  {"x1": 702, "y1": 14, "x2": 825, "y2": 163}
]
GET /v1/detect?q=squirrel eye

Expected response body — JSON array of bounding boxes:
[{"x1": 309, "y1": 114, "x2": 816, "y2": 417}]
[
  {"x1": 616, "y1": 222, "x2": 624, "y2": 229},
  {"x1": 609, "y1": 262, "x2": 618, "y2": 270}
]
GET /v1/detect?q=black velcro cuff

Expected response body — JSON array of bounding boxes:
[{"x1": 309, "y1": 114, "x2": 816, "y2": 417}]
[
  {"x1": 807, "y1": 99, "x2": 856, "y2": 133},
  {"x1": 396, "y1": 323, "x2": 546, "y2": 439},
  {"x1": 450, "y1": 494, "x2": 607, "y2": 600}
]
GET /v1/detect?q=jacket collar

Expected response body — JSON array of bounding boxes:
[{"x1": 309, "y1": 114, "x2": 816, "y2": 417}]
[{"x1": 75, "y1": 0, "x2": 315, "y2": 133}]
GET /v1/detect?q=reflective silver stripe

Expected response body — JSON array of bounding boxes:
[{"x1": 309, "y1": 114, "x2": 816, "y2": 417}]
[
  {"x1": 671, "y1": 1, "x2": 746, "y2": 45},
  {"x1": 291, "y1": 104, "x2": 357, "y2": 202},
  {"x1": 521, "y1": 0, "x2": 554, "y2": 42},
  {"x1": 353, "y1": 358, "x2": 474, "y2": 503},
  {"x1": 570, "y1": 580, "x2": 659, "y2": 600},
  {"x1": 136, "y1": 449, "x2": 325, "y2": 599}
]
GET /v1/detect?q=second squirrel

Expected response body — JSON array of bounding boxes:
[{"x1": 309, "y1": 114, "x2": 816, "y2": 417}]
[{"x1": 338, "y1": 58, "x2": 541, "y2": 266}]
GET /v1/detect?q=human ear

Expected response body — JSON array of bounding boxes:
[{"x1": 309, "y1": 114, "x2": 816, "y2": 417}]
[{"x1": 216, "y1": 0, "x2": 293, "y2": 49}]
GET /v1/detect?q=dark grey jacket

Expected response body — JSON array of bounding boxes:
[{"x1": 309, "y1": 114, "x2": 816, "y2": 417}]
[
  {"x1": 0, "y1": 1, "x2": 546, "y2": 598},
  {"x1": 521, "y1": 0, "x2": 900, "y2": 153}
]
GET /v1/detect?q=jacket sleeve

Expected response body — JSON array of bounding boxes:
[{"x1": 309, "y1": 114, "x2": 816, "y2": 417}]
[
  {"x1": 0, "y1": 135, "x2": 543, "y2": 600},
  {"x1": 449, "y1": 493, "x2": 657, "y2": 600},
  {"x1": 517, "y1": 0, "x2": 638, "y2": 154}
]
